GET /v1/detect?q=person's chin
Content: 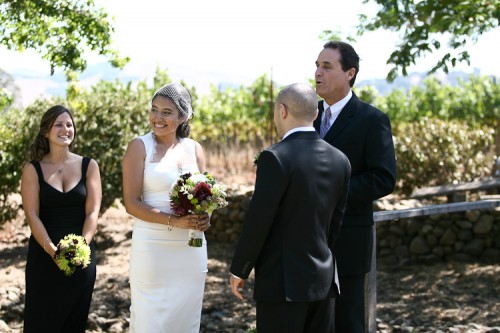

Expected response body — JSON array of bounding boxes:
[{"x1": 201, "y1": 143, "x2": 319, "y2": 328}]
[{"x1": 315, "y1": 86, "x2": 325, "y2": 97}]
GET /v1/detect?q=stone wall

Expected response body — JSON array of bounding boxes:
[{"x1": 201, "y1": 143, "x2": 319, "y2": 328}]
[
  {"x1": 376, "y1": 208, "x2": 500, "y2": 264},
  {"x1": 207, "y1": 188, "x2": 500, "y2": 263},
  {"x1": 206, "y1": 187, "x2": 252, "y2": 244}
]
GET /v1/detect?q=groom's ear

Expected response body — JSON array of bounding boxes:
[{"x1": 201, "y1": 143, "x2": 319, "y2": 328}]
[{"x1": 279, "y1": 104, "x2": 288, "y2": 119}]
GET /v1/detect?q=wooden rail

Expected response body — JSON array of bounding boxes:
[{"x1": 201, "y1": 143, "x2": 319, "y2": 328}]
[
  {"x1": 373, "y1": 199, "x2": 500, "y2": 222},
  {"x1": 365, "y1": 199, "x2": 500, "y2": 332},
  {"x1": 411, "y1": 178, "x2": 500, "y2": 202}
]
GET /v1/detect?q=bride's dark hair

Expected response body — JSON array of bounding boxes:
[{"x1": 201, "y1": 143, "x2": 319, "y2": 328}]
[
  {"x1": 176, "y1": 120, "x2": 191, "y2": 138},
  {"x1": 28, "y1": 105, "x2": 76, "y2": 161}
]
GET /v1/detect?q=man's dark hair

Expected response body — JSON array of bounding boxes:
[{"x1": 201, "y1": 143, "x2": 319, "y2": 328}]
[{"x1": 323, "y1": 41, "x2": 359, "y2": 87}]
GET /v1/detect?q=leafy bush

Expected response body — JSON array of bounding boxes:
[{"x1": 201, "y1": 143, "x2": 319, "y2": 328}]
[
  {"x1": 0, "y1": 87, "x2": 13, "y2": 111},
  {"x1": 0, "y1": 99, "x2": 59, "y2": 222},
  {"x1": 393, "y1": 118, "x2": 495, "y2": 195},
  {"x1": 377, "y1": 75, "x2": 500, "y2": 125},
  {"x1": 192, "y1": 74, "x2": 278, "y2": 146}
]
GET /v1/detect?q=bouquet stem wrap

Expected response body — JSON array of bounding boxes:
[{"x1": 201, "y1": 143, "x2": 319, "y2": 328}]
[{"x1": 188, "y1": 229, "x2": 204, "y2": 247}]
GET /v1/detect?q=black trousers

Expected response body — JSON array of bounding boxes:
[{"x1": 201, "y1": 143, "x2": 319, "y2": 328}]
[
  {"x1": 335, "y1": 273, "x2": 366, "y2": 333},
  {"x1": 256, "y1": 297, "x2": 335, "y2": 333}
]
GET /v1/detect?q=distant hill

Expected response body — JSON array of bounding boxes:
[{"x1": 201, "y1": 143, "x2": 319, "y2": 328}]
[{"x1": 5, "y1": 62, "x2": 140, "y2": 107}]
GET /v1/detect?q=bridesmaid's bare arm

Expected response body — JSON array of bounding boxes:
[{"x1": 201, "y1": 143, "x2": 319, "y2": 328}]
[
  {"x1": 82, "y1": 158, "x2": 102, "y2": 244},
  {"x1": 20, "y1": 163, "x2": 57, "y2": 258}
]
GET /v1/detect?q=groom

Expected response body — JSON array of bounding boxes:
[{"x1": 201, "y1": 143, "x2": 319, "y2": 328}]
[{"x1": 229, "y1": 83, "x2": 351, "y2": 332}]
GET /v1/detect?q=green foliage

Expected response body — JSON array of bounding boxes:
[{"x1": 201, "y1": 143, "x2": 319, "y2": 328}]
[
  {"x1": 353, "y1": 85, "x2": 379, "y2": 105},
  {"x1": 0, "y1": 68, "x2": 19, "y2": 110},
  {"x1": 368, "y1": 75, "x2": 500, "y2": 126},
  {"x1": 363, "y1": 75, "x2": 499, "y2": 194},
  {"x1": 0, "y1": 0, "x2": 129, "y2": 79},
  {"x1": 357, "y1": 0, "x2": 500, "y2": 81},
  {"x1": 192, "y1": 74, "x2": 278, "y2": 146},
  {"x1": 0, "y1": 87, "x2": 13, "y2": 111},
  {"x1": 319, "y1": 29, "x2": 357, "y2": 43},
  {"x1": 393, "y1": 118, "x2": 495, "y2": 195},
  {"x1": 0, "y1": 110, "x2": 23, "y2": 222},
  {"x1": 0, "y1": 98, "x2": 57, "y2": 222}
]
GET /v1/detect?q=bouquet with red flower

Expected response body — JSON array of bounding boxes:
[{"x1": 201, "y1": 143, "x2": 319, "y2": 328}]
[{"x1": 170, "y1": 172, "x2": 228, "y2": 247}]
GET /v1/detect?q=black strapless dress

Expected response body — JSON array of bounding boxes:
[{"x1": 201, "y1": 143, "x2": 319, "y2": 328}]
[{"x1": 23, "y1": 157, "x2": 96, "y2": 333}]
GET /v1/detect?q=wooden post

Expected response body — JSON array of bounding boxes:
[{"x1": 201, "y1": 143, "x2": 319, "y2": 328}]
[{"x1": 365, "y1": 227, "x2": 377, "y2": 332}]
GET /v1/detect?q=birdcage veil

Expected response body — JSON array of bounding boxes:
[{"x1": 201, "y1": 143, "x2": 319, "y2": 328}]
[{"x1": 151, "y1": 83, "x2": 193, "y2": 121}]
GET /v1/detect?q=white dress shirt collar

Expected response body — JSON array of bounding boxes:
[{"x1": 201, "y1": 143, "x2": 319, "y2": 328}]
[
  {"x1": 322, "y1": 89, "x2": 352, "y2": 126},
  {"x1": 282, "y1": 126, "x2": 315, "y2": 140}
]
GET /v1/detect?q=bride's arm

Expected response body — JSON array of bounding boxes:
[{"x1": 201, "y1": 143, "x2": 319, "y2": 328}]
[
  {"x1": 122, "y1": 138, "x2": 202, "y2": 229},
  {"x1": 194, "y1": 141, "x2": 206, "y2": 173},
  {"x1": 122, "y1": 138, "x2": 167, "y2": 224}
]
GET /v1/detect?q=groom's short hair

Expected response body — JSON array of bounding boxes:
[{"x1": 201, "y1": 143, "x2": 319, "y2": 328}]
[{"x1": 277, "y1": 83, "x2": 318, "y2": 121}]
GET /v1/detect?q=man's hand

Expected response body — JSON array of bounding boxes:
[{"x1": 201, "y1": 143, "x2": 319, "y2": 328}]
[{"x1": 229, "y1": 274, "x2": 245, "y2": 300}]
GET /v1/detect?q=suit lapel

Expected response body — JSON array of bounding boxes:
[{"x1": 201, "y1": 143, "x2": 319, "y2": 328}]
[
  {"x1": 319, "y1": 94, "x2": 359, "y2": 142},
  {"x1": 313, "y1": 103, "x2": 323, "y2": 132}
]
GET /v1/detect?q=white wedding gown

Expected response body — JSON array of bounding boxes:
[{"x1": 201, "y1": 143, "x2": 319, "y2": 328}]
[{"x1": 129, "y1": 132, "x2": 207, "y2": 333}]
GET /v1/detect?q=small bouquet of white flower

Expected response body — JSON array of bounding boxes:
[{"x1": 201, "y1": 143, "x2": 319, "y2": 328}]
[
  {"x1": 54, "y1": 234, "x2": 91, "y2": 276},
  {"x1": 170, "y1": 172, "x2": 228, "y2": 247}
]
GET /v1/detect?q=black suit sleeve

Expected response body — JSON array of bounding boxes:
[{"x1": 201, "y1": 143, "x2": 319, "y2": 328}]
[
  {"x1": 230, "y1": 150, "x2": 287, "y2": 279},
  {"x1": 329, "y1": 157, "x2": 350, "y2": 248},
  {"x1": 348, "y1": 111, "x2": 396, "y2": 204}
]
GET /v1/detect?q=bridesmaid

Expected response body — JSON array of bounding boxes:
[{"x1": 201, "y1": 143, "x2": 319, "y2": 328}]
[{"x1": 21, "y1": 105, "x2": 101, "y2": 333}]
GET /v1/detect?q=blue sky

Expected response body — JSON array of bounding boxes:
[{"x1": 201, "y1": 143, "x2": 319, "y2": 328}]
[{"x1": 1, "y1": 0, "x2": 499, "y2": 106}]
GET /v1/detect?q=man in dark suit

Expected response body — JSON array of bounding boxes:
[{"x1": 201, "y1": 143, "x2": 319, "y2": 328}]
[
  {"x1": 314, "y1": 41, "x2": 397, "y2": 333},
  {"x1": 229, "y1": 83, "x2": 351, "y2": 333}
]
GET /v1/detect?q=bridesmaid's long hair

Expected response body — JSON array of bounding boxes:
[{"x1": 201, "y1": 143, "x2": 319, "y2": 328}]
[{"x1": 28, "y1": 105, "x2": 77, "y2": 161}]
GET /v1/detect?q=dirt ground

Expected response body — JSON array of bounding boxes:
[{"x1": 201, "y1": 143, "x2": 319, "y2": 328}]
[{"x1": 1, "y1": 200, "x2": 499, "y2": 332}]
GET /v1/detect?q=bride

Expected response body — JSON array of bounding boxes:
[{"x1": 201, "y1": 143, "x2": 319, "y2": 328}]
[{"x1": 122, "y1": 83, "x2": 211, "y2": 332}]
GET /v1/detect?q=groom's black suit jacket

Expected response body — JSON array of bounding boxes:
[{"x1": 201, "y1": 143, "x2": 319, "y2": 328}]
[
  {"x1": 314, "y1": 93, "x2": 397, "y2": 275},
  {"x1": 230, "y1": 131, "x2": 351, "y2": 302}
]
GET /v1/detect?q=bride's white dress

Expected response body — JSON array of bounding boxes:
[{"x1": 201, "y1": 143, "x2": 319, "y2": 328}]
[{"x1": 129, "y1": 132, "x2": 207, "y2": 333}]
